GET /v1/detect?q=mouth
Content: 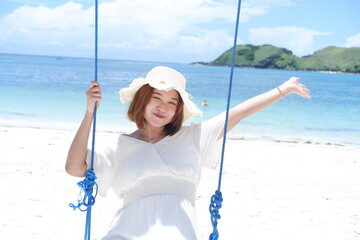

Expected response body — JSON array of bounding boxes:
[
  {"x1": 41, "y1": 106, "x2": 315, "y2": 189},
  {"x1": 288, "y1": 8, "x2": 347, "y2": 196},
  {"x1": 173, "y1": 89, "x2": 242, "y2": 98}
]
[{"x1": 153, "y1": 113, "x2": 165, "y2": 119}]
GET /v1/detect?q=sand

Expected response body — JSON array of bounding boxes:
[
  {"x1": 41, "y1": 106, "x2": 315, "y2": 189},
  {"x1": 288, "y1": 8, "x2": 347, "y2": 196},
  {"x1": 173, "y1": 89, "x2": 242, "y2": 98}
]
[{"x1": 0, "y1": 126, "x2": 359, "y2": 239}]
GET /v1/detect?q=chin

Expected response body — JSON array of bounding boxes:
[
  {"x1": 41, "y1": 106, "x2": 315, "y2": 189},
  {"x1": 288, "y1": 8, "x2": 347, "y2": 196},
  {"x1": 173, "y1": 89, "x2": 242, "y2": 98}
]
[{"x1": 148, "y1": 119, "x2": 170, "y2": 128}]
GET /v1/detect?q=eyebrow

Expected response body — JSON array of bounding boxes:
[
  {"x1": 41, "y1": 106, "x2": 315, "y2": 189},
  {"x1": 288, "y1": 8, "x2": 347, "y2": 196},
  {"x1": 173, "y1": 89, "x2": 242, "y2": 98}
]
[{"x1": 153, "y1": 91, "x2": 179, "y2": 102}]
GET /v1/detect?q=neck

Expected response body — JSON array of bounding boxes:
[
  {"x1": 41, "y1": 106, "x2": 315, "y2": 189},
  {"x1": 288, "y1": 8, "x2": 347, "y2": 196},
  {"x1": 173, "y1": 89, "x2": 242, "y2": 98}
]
[{"x1": 139, "y1": 126, "x2": 165, "y2": 143}]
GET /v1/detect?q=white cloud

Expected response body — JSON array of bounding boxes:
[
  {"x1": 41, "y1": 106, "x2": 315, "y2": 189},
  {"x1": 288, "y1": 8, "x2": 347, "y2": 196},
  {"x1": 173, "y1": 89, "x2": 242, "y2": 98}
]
[
  {"x1": 176, "y1": 29, "x2": 233, "y2": 54},
  {"x1": 240, "y1": 4, "x2": 268, "y2": 22},
  {"x1": 0, "y1": 0, "x2": 297, "y2": 61},
  {"x1": 0, "y1": 0, "x2": 238, "y2": 61},
  {"x1": 0, "y1": 2, "x2": 92, "y2": 46},
  {"x1": 345, "y1": 33, "x2": 360, "y2": 47},
  {"x1": 247, "y1": 26, "x2": 331, "y2": 56},
  {"x1": 240, "y1": 0, "x2": 294, "y2": 22}
]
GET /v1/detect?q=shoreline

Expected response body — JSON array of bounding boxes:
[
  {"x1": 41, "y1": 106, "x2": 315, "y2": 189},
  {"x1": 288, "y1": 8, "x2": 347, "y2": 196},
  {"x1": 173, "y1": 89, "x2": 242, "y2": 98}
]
[
  {"x1": 1, "y1": 118, "x2": 358, "y2": 148},
  {"x1": 0, "y1": 122, "x2": 358, "y2": 148},
  {"x1": 1, "y1": 116, "x2": 358, "y2": 148}
]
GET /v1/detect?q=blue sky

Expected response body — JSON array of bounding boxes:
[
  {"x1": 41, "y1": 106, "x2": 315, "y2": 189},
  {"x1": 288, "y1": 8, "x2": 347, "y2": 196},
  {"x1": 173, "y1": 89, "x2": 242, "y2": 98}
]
[{"x1": 0, "y1": 0, "x2": 359, "y2": 63}]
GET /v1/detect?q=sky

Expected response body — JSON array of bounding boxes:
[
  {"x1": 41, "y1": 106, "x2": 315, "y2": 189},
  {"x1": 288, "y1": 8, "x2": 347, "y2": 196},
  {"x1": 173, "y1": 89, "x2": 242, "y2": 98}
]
[{"x1": 0, "y1": 0, "x2": 359, "y2": 63}]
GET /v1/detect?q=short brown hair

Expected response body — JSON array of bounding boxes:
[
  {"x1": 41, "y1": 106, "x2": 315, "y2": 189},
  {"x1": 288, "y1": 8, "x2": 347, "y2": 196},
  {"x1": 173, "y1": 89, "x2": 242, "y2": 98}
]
[{"x1": 127, "y1": 84, "x2": 184, "y2": 136}]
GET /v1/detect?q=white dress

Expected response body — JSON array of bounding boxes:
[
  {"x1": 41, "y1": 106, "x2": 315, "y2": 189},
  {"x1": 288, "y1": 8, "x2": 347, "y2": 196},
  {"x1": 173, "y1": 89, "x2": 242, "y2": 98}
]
[{"x1": 86, "y1": 114, "x2": 225, "y2": 240}]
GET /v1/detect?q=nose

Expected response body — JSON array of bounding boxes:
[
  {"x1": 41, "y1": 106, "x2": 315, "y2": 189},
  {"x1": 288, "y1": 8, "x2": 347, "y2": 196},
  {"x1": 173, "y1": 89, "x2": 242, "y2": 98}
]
[{"x1": 156, "y1": 101, "x2": 167, "y2": 112}]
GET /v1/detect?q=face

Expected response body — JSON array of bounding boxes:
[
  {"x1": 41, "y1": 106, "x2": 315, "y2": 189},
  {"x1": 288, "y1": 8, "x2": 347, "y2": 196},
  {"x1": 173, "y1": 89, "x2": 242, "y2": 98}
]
[{"x1": 144, "y1": 89, "x2": 180, "y2": 129}]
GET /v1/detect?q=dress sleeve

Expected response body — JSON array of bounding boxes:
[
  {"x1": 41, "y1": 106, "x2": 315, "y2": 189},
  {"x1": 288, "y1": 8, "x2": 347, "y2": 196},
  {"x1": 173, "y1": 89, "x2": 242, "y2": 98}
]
[
  {"x1": 195, "y1": 112, "x2": 226, "y2": 169},
  {"x1": 85, "y1": 147, "x2": 115, "y2": 197}
]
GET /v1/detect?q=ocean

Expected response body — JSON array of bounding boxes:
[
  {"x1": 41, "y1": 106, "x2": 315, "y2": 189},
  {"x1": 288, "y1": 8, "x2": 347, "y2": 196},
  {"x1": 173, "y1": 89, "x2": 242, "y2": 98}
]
[{"x1": 0, "y1": 53, "x2": 359, "y2": 146}]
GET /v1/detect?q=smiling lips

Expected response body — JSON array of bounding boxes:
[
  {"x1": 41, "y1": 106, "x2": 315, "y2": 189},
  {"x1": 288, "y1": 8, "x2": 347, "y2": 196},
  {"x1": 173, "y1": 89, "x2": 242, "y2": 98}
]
[{"x1": 153, "y1": 112, "x2": 166, "y2": 119}]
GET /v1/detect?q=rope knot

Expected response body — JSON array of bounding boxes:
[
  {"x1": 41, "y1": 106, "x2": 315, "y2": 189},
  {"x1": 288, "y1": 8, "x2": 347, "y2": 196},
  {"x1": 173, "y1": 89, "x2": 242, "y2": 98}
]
[
  {"x1": 69, "y1": 169, "x2": 98, "y2": 212},
  {"x1": 209, "y1": 190, "x2": 223, "y2": 240}
]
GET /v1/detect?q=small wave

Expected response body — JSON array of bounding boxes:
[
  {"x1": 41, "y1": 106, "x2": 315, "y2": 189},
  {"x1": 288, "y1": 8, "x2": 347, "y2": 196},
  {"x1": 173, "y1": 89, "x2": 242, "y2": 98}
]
[
  {"x1": 227, "y1": 132, "x2": 360, "y2": 147},
  {"x1": 0, "y1": 111, "x2": 38, "y2": 117},
  {"x1": 305, "y1": 126, "x2": 359, "y2": 133}
]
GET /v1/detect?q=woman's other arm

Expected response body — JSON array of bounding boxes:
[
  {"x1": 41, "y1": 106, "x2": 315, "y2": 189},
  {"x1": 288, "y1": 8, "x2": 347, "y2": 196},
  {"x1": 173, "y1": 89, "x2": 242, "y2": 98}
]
[{"x1": 219, "y1": 77, "x2": 311, "y2": 139}]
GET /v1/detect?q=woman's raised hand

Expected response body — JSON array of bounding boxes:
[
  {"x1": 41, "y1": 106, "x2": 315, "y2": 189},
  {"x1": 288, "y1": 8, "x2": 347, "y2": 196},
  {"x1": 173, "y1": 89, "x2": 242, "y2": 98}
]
[
  {"x1": 279, "y1": 77, "x2": 311, "y2": 99},
  {"x1": 86, "y1": 81, "x2": 102, "y2": 114}
]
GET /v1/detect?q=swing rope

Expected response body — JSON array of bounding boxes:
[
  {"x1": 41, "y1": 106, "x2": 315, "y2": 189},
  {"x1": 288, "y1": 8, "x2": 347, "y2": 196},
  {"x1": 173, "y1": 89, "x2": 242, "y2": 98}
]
[
  {"x1": 69, "y1": 1, "x2": 99, "y2": 240},
  {"x1": 209, "y1": 0, "x2": 242, "y2": 239}
]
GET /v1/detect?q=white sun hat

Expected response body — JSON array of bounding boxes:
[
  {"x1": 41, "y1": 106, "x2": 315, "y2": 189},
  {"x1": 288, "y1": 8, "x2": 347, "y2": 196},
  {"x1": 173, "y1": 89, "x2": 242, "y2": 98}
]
[{"x1": 119, "y1": 66, "x2": 203, "y2": 122}]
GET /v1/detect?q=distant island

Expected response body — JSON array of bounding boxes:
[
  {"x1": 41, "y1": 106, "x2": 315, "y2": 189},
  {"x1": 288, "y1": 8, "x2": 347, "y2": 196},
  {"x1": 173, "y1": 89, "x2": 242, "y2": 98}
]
[{"x1": 192, "y1": 45, "x2": 360, "y2": 73}]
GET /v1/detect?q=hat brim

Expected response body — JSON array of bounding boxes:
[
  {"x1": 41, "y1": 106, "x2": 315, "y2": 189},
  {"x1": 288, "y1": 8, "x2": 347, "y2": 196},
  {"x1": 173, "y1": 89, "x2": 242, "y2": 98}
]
[{"x1": 119, "y1": 77, "x2": 202, "y2": 122}]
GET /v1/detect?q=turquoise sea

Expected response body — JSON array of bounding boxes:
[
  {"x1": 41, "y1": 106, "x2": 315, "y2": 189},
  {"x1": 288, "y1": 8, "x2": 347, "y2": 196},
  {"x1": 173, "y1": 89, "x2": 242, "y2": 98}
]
[{"x1": 0, "y1": 53, "x2": 359, "y2": 146}]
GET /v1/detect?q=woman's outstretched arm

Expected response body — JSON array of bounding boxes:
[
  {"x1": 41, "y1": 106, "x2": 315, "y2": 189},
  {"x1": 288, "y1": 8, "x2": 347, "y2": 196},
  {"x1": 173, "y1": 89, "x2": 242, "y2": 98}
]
[
  {"x1": 65, "y1": 81, "x2": 101, "y2": 177},
  {"x1": 218, "y1": 77, "x2": 311, "y2": 138}
]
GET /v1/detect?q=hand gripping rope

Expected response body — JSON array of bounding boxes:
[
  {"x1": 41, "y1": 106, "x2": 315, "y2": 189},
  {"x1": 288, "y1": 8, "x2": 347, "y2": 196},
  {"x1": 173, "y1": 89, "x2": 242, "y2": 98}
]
[
  {"x1": 208, "y1": 0, "x2": 242, "y2": 239},
  {"x1": 69, "y1": 1, "x2": 99, "y2": 240}
]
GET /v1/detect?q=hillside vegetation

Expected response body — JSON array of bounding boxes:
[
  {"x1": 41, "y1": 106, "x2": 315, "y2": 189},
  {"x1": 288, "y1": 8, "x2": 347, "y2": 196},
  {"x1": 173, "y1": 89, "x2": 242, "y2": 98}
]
[{"x1": 200, "y1": 45, "x2": 360, "y2": 73}]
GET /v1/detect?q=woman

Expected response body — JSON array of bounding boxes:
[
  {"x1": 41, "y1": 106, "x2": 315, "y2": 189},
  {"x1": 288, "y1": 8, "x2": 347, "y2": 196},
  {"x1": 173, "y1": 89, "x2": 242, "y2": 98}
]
[{"x1": 65, "y1": 66, "x2": 311, "y2": 239}]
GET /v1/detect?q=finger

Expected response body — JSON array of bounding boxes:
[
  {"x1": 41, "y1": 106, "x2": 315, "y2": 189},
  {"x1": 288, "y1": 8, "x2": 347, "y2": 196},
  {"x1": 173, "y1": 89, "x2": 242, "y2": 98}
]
[
  {"x1": 88, "y1": 85, "x2": 101, "y2": 95},
  {"x1": 89, "y1": 93, "x2": 101, "y2": 99},
  {"x1": 90, "y1": 81, "x2": 99, "y2": 87},
  {"x1": 89, "y1": 86, "x2": 101, "y2": 93},
  {"x1": 89, "y1": 81, "x2": 100, "y2": 89},
  {"x1": 86, "y1": 90, "x2": 101, "y2": 100},
  {"x1": 302, "y1": 92, "x2": 311, "y2": 98},
  {"x1": 291, "y1": 77, "x2": 300, "y2": 82}
]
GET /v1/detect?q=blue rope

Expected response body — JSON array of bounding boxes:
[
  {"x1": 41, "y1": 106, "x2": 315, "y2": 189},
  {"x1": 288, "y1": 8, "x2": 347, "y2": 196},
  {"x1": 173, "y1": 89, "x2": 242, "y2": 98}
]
[
  {"x1": 69, "y1": 1, "x2": 99, "y2": 240},
  {"x1": 209, "y1": 0, "x2": 242, "y2": 239},
  {"x1": 69, "y1": 170, "x2": 98, "y2": 211},
  {"x1": 94, "y1": 0, "x2": 98, "y2": 84}
]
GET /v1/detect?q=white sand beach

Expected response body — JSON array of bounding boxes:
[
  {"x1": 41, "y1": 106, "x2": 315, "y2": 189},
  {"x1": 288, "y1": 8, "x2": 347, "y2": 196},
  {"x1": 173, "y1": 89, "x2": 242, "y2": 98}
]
[{"x1": 0, "y1": 126, "x2": 359, "y2": 240}]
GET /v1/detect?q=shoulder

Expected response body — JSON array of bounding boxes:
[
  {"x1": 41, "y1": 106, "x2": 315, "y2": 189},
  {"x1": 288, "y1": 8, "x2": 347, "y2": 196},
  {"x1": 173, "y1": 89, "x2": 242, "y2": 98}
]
[
  {"x1": 166, "y1": 124, "x2": 197, "y2": 143},
  {"x1": 122, "y1": 129, "x2": 140, "y2": 139}
]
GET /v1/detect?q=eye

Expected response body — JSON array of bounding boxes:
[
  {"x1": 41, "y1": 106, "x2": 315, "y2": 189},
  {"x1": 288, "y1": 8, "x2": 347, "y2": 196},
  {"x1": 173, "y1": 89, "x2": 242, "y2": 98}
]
[{"x1": 168, "y1": 101, "x2": 177, "y2": 106}]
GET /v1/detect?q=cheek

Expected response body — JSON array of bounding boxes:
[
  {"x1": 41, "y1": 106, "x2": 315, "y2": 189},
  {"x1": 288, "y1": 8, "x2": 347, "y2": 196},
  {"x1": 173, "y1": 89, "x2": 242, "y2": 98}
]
[
  {"x1": 144, "y1": 102, "x2": 154, "y2": 116},
  {"x1": 168, "y1": 107, "x2": 177, "y2": 119},
  {"x1": 146, "y1": 99, "x2": 157, "y2": 109}
]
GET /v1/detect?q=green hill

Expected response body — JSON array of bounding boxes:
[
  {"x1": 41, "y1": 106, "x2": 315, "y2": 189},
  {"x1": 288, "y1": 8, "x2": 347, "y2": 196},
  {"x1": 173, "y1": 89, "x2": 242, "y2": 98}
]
[{"x1": 201, "y1": 45, "x2": 360, "y2": 73}]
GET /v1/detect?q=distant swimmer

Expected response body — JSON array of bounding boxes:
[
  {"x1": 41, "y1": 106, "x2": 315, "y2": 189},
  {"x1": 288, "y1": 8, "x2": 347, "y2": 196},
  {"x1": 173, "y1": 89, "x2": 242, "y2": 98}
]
[{"x1": 202, "y1": 99, "x2": 209, "y2": 106}]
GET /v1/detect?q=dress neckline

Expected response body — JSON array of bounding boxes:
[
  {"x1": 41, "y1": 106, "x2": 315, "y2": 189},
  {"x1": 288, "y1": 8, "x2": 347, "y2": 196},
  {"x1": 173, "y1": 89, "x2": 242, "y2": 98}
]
[{"x1": 121, "y1": 133, "x2": 169, "y2": 145}]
